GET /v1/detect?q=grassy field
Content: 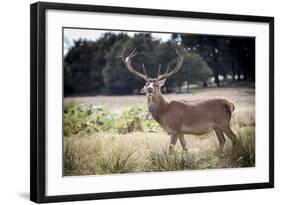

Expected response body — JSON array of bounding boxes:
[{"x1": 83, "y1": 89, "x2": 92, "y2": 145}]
[{"x1": 64, "y1": 87, "x2": 255, "y2": 176}]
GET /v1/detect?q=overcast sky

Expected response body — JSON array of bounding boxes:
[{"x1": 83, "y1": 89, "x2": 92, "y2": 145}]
[{"x1": 64, "y1": 28, "x2": 172, "y2": 54}]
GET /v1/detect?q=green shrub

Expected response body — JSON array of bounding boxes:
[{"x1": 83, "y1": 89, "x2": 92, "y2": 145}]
[
  {"x1": 114, "y1": 104, "x2": 162, "y2": 134},
  {"x1": 122, "y1": 104, "x2": 146, "y2": 132},
  {"x1": 64, "y1": 103, "x2": 113, "y2": 137},
  {"x1": 64, "y1": 103, "x2": 161, "y2": 136}
]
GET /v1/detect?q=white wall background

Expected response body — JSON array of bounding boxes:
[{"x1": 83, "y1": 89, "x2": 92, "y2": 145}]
[{"x1": 0, "y1": 0, "x2": 279, "y2": 204}]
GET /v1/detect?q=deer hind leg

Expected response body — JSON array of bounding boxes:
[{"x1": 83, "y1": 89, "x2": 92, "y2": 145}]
[
  {"x1": 178, "y1": 134, "x2": 187, "y2": 151},
  {"x1": 169, "y1": 134, "x2": 178, "y2": 154},
  {"x1": 214, "y1": 128, "x2": 226, "y2": 154},
  {"x1": 221, "y1": 125, "x2": 238, "y2": 147}
]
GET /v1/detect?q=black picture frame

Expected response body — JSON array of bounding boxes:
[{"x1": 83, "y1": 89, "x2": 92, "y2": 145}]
[{"x1": 30, "y1": 2, "x2": 274, "y2": 203}]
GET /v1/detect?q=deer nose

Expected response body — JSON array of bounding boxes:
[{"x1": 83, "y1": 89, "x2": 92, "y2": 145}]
[{"x1": 147, "y1": 87, "x2": 153, "y2": 93}]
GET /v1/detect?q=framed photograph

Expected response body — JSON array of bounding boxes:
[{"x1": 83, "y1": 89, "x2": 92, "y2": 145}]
[{"x1": 30, "y1": 2, "x2": 274, "y2": 203}]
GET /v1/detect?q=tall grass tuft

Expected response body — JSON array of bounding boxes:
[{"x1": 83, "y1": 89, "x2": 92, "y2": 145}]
[
  {"x1": 222, "y1": 133, "x2": 255, "y2": 168},
  {"x1": 64, "y1": 135, "x2": 140, "y2": 176},
  {"x1": 98, "y1": 146, "x2": 138, "y2": 174},
  {"x1": 64, "y1": 137, "x2": 99, "y2": 175},
  {"x1": 146, "y1": 149, "x2": 218, "y2": 172},
  {"x1": 97, "y1": 137, "x2": 140, "y2": 174}
]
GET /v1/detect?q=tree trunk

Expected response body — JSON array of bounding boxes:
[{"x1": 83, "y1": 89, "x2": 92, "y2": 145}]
[
  {"x1": 237, "y1": 69, "x2": 241, "y2": 81},
  {"x1": 214, "y1": 70, "x2": 220, "y2": 87},
  {"x1": 186, "y1": 81, "x2": 190, "y2": 92},
  {"x1": 166, "y1": 86, "x2": 172, "y2": 93},
  {"x1": 203, "y1": 81, "x2": 208, "y2": 87},
  {"x1": 232, "y1": 63, "x2": 235, "y2": 81},
  {"x1": 243, "y1": 69, "x2": 248, "y2": 81},
  {"x1": 178, "y1": 85, "x2": 182, "y2": 93},
  {"x1": 213, "y1": 46, "x2": 220, "y2": 87}
]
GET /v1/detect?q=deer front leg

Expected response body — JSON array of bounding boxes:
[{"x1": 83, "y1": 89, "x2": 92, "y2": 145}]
[{"x1": 169, "y1": 134, "x2": 178, "y2": 154}]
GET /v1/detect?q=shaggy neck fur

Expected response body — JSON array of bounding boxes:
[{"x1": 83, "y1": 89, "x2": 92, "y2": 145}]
[{"x1": 147, "y1": 91, "x2": 168, "y2": 124}]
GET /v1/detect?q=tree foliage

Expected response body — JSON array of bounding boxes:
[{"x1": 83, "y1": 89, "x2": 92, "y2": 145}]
[
  {"x1": 64, "y1": 32, "x2": 254, "y2": 95},
  {"x1": 172, "y1": 34, "x2": 255, "y2": 86}
]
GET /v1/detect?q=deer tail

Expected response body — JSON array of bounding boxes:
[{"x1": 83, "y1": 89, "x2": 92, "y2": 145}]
[{"x1": 227, "y1": 101, "x2": 235, "y2": 112}]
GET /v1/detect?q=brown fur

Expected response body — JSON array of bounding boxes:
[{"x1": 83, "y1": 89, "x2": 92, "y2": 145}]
[{"x1": 147, "y1": 90, "x2": 237, "y2": 152}]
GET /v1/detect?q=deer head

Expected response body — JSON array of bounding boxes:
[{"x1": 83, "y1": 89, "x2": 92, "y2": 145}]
[{"x1": 120, "y1": 48, "x2": 186, "y2": 96}]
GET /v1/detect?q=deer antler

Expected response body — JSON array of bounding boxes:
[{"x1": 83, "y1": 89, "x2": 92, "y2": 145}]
[
  {"x1": 157, "y1": 49, "x2": 186, "y2": 81},
  {"x1": 120, "y1": 48, "x2": 148, "y2": 81}
]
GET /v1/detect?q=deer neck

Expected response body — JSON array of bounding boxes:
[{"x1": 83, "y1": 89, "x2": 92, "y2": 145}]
[{"x1": 147, "y1": 92, "x2": 167, "y2": 124}]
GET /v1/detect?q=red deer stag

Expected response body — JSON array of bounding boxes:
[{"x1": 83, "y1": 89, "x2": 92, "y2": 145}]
[{"x1": 120, "y1": 49, "x2": 238, "y2": 153}]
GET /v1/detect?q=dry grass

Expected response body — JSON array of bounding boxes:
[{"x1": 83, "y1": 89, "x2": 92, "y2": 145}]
[
  {"x1": 64, "y1": 87, "x2": 255, "y2": 176},
  {"x1": 64, "y1": 87, "x2": 254, "y2": 113}
]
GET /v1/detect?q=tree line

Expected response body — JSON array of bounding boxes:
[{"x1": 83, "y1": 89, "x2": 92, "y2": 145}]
[{"x1": 64, "y1": 32, "x2": 255, "y2": 95}]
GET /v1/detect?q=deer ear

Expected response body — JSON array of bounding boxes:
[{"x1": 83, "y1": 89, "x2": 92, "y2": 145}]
[{"x1": 158, "y1": 79, "x2": 166, "y2": 87}]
